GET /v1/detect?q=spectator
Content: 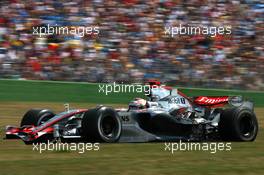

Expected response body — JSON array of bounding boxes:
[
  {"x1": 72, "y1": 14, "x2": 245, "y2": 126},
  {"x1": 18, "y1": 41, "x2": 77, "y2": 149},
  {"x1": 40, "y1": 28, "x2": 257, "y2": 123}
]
[{"x1": 0, "y1": 0, "x2": 263, "y2": 90}]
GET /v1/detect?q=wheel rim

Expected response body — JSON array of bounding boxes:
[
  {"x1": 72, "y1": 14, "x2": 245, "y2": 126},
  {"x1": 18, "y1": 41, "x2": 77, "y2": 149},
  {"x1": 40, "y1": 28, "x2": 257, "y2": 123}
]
[
  {"x1": 37, "y1": 113, "x2": 53, "y2": 125},
  {"x1": 100, "y1": 115, "x2": 119, "y2": 139},
  {"x1": 239, "y1": 113, "x2": 256, "y2": 138}
]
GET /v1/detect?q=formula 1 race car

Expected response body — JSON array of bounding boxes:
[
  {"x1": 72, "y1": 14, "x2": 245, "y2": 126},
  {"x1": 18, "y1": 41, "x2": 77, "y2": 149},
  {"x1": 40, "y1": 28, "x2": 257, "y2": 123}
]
[{"x1": 5, "y1": 81, "x2": 258, "y2": 144}]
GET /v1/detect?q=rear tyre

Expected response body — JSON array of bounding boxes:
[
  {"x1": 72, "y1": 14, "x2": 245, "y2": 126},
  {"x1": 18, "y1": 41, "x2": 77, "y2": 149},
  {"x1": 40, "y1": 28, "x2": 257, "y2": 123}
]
[
  {"x1": 20, "y1": 109, "x2": 55, "y2": 127},
  {"x1": 219, "y1": 108, "x2": 258, "y2": 141},
  {"x1": 81, "y1": 107, "x2": 122, "y2": 142}
]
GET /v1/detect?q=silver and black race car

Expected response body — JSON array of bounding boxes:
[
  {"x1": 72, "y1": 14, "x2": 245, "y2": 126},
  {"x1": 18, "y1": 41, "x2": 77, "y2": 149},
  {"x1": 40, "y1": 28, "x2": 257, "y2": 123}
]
[{"x1": 5, "y1": 81, "x2": 258, "y2": 144}]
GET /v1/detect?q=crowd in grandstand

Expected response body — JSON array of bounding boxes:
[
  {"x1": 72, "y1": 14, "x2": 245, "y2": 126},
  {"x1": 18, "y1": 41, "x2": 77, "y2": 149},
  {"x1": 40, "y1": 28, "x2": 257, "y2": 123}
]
[{"x1": 0, "y1": 0, "x2": 263, "y2": 90}]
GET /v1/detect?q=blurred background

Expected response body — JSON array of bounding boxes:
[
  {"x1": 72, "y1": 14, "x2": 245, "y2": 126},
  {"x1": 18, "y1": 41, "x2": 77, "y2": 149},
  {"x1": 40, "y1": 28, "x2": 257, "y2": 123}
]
[{"x1": 0, "y1": 0, "x2": 263, "y2": 90}]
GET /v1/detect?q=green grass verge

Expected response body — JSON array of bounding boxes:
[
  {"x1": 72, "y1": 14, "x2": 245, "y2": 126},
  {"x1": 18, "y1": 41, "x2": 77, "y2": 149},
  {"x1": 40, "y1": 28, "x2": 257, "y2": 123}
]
[
  {"x1": 0, "y1": 79, "x2": 263, "y2": 106},
  {"x1": 0, "y1": 102, "x2": 263, "y2": 175}
]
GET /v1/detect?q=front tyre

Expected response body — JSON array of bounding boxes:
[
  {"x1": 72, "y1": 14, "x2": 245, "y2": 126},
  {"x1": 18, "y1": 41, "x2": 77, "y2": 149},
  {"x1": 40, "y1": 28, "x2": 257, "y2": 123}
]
[
  {"x1": 81, "y1": 107, "x2": 122, "y2": 142},
  {"x1": 20, "y1": 109, "x2": 55, "y2": 144},
  {"x1": 219, "y1": 108, "x2": 258, "y2": 141},
  {"x1": 20, "y1": 109, "x2": 55, "y2": 127}
]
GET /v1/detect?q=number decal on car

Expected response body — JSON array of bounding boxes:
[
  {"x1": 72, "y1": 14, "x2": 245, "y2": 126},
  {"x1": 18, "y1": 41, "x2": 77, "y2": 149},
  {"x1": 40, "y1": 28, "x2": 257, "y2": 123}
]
[
  {"x1": 121, "y1": 115, "x2": 130, "y2": 122},
  {"x1": 169, "y1": 97, "x2": 186, "y2": 104}
]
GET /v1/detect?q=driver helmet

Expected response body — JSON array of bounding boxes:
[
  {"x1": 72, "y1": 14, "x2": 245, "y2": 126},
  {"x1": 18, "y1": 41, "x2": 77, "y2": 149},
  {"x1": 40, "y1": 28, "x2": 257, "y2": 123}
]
[{"x1": 129, "y1": 98, "x2": 147, "y2": 109}]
